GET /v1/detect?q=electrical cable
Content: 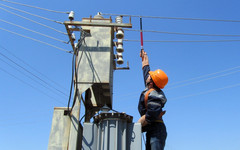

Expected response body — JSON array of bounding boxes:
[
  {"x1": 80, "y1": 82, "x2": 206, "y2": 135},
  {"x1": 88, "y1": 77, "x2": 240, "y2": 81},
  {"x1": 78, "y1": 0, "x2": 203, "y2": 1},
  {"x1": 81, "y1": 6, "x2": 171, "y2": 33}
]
[
  {"x1": 0, "y1": 27, "x2": 71, "y2": 53},
  {"x1": 79, "y1": 114, "x2": 85, "y2": 123},
  {"x1": 123, "y1": 39, "x2": 240, "y2": 43},
  {"x1": 116, "y1": 65, "x2": 240, "y2": 98},
  {"x1": 0, "y1": 51, "x2": 69, "y2": 97},
  {"x1": 0, "y1": 66, "x2": 65, "y2": 105},
  {"x1": 69, "y1": 63, "x2": 78, "y2": 114},
  {"x1": 70, "y1": 47, "x2": 80, "y2": 114},
  {"x1": 0, "y1": 0, "x2": 69, "y2": 14},
  {"x1": 0, "y1": 53, "x2": 68, "y2": 98},
  {"x1": 0, "y1": 3, "x2": 64, "y2": 24},
  {"x1": 170, "y1": 82, "x2": 240, "y2": 100},
  {"x1": 101, "y1": 13, "x2": 240, "y2": 23},
  {"x1": 67, "y1": 52, "x2": 75, "y2": 114},
  {"x1": 124, "y1": 29, "x2": 240, "y2": 37},
  {"x1": 168, "y1": 65, "x2": 240, "y2": 86},
  {"x1": 0, "y1": 7, "x2": 67, "y2": 35},
  {"x1": 68, "y1": 31, "x2": 87, "y2": 115},
  {"x1": 0, "y1": 45, "x2": 68, "y2": 91},
  {"x1": 166, "y1": 69, "x2": 240, "y2": 90},
  {"x1": 0, "y1": 19, "x2": 68, "y2": 44},
  {"x1": 115, "y1": 80, "x2": 240, "y2": 101}
]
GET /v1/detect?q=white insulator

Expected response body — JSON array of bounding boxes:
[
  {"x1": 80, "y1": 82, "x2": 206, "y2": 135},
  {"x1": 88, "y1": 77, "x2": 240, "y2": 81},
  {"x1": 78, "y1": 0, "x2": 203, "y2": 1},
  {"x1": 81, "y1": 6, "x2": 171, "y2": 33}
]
[
  {"x1": 94, "y1": 12, "x2": 104, "y2": 18},
  {"x1": 71, "y1": 33, "x2": 76, "y2": 41},
  {"x1": 117, "y1": 52, "x2": 122, "y2": 56},
  {"x1": 116, "y1": 43, "x2": 124, "y2": 53},
  {"x1": 117, "y1": 52, "x2": 124, "y2": 64},
  {"x1": 74, "y1": 43, "x2": 78, "y2": 48},
  {"x1": 116, "y1": 28, "x2": 124, "y2": 39},
  {"x1": 117, "y1": 56, "x2": 124, "y2": 65},
  {"x1": 117, "y1": 38, "x2": 123, "y2": 43},
  {"x1": 115, "y1": 16, "x2": 123, "y2": 23},
  {"x1": 69, "y1": 11, "x2": 74, "y2": 21}
]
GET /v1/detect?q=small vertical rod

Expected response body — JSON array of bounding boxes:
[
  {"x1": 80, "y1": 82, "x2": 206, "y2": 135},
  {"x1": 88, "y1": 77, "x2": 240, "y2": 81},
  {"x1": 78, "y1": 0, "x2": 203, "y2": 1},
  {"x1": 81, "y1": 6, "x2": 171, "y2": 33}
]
[{"x1": 140, "y1": 17, "x2": 144, "y2": 50}]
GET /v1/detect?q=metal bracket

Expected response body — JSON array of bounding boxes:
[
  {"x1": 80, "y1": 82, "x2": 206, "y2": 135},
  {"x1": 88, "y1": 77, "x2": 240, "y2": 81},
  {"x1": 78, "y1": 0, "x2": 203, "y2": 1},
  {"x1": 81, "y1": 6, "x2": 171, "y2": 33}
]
[{"x1": 115, "y1": 61, "x2": 130, "y2": 70}]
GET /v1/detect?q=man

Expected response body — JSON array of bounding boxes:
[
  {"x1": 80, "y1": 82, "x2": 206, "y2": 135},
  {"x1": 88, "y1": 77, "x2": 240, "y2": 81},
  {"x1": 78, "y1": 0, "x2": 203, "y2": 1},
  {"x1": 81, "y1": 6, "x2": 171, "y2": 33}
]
[{"x1": 138, "y1": 50, "x2": 168, "y2": 150}]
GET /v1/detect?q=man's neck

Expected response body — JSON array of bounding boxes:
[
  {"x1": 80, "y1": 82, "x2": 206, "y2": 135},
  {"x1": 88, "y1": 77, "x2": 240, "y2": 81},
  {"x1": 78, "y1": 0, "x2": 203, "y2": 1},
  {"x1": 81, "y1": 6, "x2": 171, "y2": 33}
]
[{"x1": 147, "y1": 84, "x2": 153, "y2": 89}]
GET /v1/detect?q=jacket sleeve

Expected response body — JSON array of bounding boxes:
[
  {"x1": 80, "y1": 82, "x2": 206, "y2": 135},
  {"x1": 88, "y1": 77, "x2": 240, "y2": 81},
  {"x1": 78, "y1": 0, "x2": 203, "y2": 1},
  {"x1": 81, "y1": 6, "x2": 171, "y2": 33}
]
[
  {"x1": 142, "y1": 65, "x2": 150, "y2": 86},
  {"x1": 138, "y1": 92, "x2": 146, "y2": 117},
  {"x1": 145, "y1": 90, "x2": 167, "y2": 123}
]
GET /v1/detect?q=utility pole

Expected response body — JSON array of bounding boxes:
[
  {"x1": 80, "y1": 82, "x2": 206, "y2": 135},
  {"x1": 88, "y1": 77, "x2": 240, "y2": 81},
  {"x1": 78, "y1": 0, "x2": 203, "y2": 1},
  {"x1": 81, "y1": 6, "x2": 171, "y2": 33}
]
[{"x1": 48, "y1": 12, "x2": 142, "y2": 150}]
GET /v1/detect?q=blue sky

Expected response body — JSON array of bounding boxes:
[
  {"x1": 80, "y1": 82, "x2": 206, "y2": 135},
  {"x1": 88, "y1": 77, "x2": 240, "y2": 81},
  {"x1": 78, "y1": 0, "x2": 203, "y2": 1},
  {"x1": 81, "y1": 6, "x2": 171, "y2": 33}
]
[{"x1": 1, "y1": 0, "x2": 240, "y2": 150}]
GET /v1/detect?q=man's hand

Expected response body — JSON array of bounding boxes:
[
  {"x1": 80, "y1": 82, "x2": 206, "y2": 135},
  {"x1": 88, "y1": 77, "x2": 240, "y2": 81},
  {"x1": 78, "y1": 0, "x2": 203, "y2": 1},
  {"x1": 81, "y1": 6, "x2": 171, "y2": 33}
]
[
  {"x1": 137, "y1": 115, "x2": 148, "y2": 127},
  {"x1": 140, "y1": 49, "x2": 149, "y2": 68}
]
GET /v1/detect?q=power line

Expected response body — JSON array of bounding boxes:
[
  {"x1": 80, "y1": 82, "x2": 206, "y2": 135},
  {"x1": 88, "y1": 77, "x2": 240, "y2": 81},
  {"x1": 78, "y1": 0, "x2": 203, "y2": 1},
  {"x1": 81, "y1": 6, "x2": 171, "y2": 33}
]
[
  {"x1": 101, "y1": 13, "x2": 240, "y2": 23},
  {"x1": 166, "y1": 69, "x2": 240, "y2": 90},
  {"x1": 170, "y1": 82, "x2": 240, "y2": 100},
  {"x1": 0, "y1": 7, "x2": 67, "y2": 35},
  {"x1": 0, "y1": 19, "x2": 68, "y2": 44},
  {"x1": 0, "y1": 53, "x2": 68, "y2": 98},
  {"x1": 168, "y1": 65, "x2": 240, "y2": 86},
  {"x1": 0, "y1": 3, "x2": 64, "y2": 24},
  {"x1": 115, "y1": 81, "x2": 240, "y2": 101},
  {"x1": 123, "y1": 39, "x2": 240, "y2": 43},
  {"x1": 0, "y1": 45, "x2": 68, "y2": 91},
  {"x1": 0, "y1": 27, "x2": 71, "y2": 53},
  {"x1": 0, "y1": 66, "x2": 65, "y2": 105},
  {"x1": 125, "y1": 29, "x2": 240, "y2": 37},
  {"x1": 116, "y1": 65, "x2": 240, "y2": 98},
  {"x1": 0, "y1": 0, "x2": 69, "y2": 14}
]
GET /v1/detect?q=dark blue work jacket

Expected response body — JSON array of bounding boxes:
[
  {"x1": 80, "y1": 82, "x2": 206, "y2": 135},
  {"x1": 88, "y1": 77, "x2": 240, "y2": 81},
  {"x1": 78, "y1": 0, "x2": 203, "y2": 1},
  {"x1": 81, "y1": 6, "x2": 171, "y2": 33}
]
[{"x1": 138, "y1": 65, "x2": 167, "y2": 124}]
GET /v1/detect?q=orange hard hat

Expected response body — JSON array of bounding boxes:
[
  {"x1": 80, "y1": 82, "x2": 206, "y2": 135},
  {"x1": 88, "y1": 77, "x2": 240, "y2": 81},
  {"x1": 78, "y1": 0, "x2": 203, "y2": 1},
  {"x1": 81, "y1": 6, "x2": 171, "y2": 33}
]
[{"x1": 149, "y1": 69, "x2": 168, "y2": 89}]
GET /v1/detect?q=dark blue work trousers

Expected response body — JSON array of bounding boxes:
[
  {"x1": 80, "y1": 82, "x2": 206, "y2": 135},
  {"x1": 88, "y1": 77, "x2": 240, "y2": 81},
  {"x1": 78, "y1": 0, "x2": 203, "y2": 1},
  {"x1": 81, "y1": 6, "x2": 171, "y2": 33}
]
[{"x1": 146, "y1": 122, "x2": 167, "y2": 150}]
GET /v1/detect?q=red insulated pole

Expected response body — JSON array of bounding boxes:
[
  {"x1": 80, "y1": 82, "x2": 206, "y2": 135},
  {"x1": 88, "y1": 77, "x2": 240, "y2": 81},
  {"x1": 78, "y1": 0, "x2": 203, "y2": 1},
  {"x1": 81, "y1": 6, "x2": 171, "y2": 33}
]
[
  {"x1": 140, "y1": 17, "x2": 144, "y2": 50},
  {"x1": 140, "y1": 17, "x2": 144, "y2": 60}
]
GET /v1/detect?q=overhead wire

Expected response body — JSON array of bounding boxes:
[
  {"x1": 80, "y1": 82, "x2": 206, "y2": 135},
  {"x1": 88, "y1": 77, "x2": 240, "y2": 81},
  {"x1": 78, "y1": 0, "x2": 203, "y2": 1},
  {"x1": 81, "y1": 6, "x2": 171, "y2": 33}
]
[
  {"x1": 0, "y1": 19, "x2": 68, "y2": 44},
  {"x1": 0, "y1": 27, "x2": 71, "y2": 53},
  {"x1": 0, "y1": 52, "x2": 69, "y2": 98},
  {"x1": 0, "y1": 7, "x2": 67, "y2": 35},
  {"x1": 166, "y1": 69, "x2": 240, "y2": 90},
  {"x1": 170, "y1": 82, "x2": 240, "y2": 100},
  {"x1": 0, "y1": 45, "x2": 68, "y2": 91},
  {"x1": 116, "y1": 81, "x2": 240, "y2": 101},
  {"x1": 0, "y1": 66, "x2": 65, "y2": 105},
  {"x1": 0, "y1": 0, "x2": 69, "y2": 14},
  {"x1": 116, "y1": 65, "x2": 240, "y2": 98},
  {"x1": 168, "y1": 65, "x2": 240, "y2": 86},
  {"x1": 1, "y1": 6, "x2": 239, "y2": 102},
  {"x1": 104, "y1": 13, "x2": 240, "y2": 42},
  {"x1": 0, "y1": 3, "x2": 64, "y2": 24},
  {"x1": 123, "y1": 39, "x2": 240, "y2": 43},
  {"x1": 101, "y1": 13, "x2": 240, "y2": 23},
  {"x1": 124, "y1": 29, "x2": 240, "y2": 37}
]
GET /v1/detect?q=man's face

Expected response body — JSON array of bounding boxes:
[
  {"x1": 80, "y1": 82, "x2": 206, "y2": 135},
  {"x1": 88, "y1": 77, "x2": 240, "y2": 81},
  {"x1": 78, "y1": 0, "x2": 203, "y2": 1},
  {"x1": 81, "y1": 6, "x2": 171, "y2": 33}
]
[{"x1": 146, "y1": 75, "x2": 152, "y2": 86}]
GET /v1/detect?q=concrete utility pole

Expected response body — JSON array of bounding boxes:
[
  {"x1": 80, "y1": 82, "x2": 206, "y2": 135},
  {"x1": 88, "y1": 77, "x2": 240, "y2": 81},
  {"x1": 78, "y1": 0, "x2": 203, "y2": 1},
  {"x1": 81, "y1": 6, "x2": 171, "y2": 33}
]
[{"x1": 48, "y1": 13, "x2": 142, "y2": 150}]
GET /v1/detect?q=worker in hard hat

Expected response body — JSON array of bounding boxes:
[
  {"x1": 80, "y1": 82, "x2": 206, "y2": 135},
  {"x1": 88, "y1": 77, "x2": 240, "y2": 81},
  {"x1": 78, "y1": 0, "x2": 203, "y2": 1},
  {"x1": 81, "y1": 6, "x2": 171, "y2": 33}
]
[{"x1": 138, "y1": 50, "x2": 168, "y2": 150}]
